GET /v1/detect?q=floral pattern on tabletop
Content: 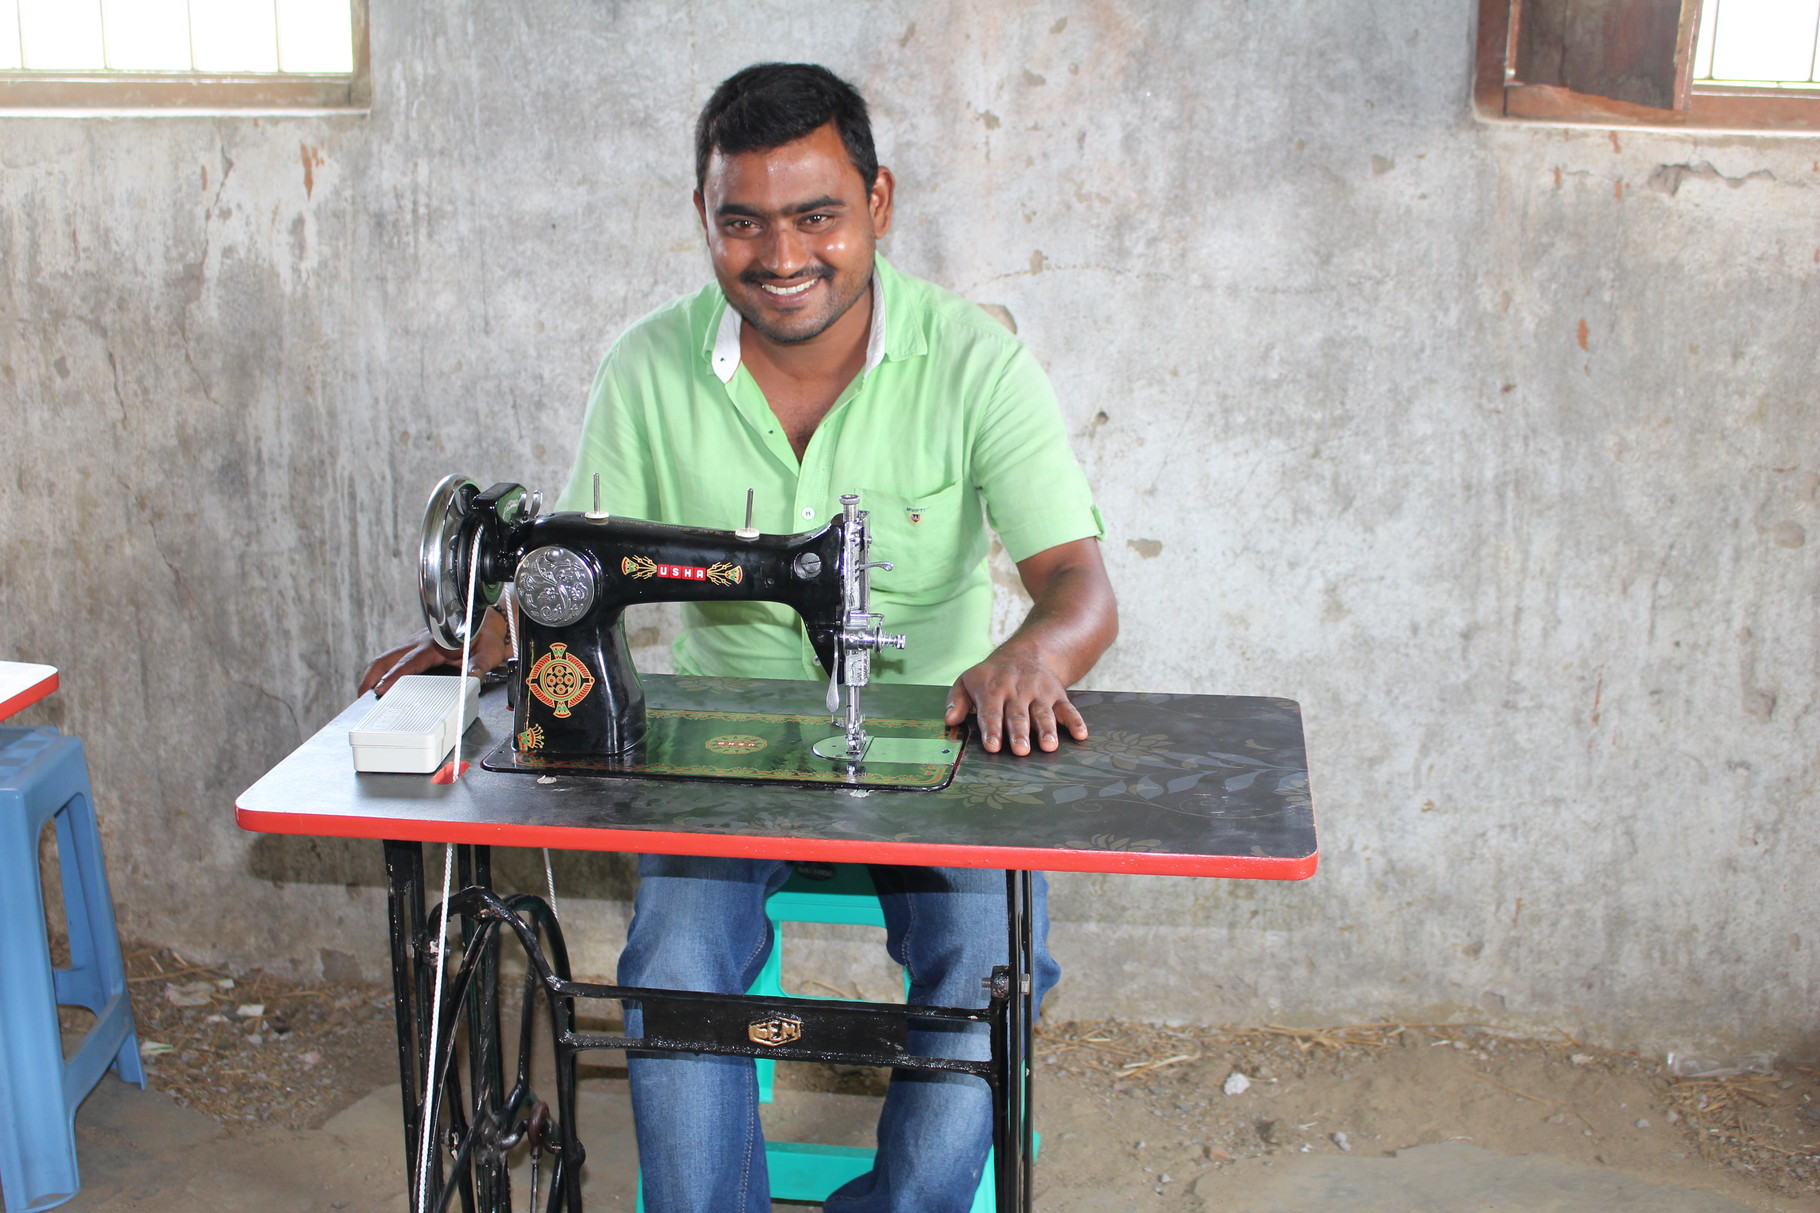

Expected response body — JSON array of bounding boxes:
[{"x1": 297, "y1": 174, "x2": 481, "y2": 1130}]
[{"x1": 510, "y1": 678, "x2": 1317, "y2": 863}]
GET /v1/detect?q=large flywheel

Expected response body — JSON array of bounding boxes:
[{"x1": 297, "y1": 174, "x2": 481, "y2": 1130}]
[{"x1": 418, "y1": 473, "x2": 493, "y2": 649}]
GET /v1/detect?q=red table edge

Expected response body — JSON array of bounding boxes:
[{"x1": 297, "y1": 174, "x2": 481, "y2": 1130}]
[
  {"x1": 0, "y1": 670, "x2": 58, "y2": 722},
  {"x1": 235, "y1": 803, "x2": 1318, "y2": 881}
]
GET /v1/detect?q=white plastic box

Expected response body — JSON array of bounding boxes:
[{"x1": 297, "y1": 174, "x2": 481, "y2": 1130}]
[{"x1": 348, "y1": 675, "x2": 481, "y2": 774}]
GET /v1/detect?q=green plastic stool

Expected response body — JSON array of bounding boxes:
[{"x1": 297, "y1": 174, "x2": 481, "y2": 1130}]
[
  {"x1": 634, "y1": 1143, "x2": 1020, "y2": 1211},
  {"x1": 749, "y1": 863, "x2": 894, "y2": 1104},
  {"x1": 635, "y1": 864, "x2": 1032, "y2": 1211}
]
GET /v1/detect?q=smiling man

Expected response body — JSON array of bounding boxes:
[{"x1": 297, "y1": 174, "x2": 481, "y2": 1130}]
[
  {"x1": 360, "y1": 61, "x2": 1116, "y2": 1213},
  {"x1": 589, "y1": 64, "x2": 1116, "y2": 1213}
]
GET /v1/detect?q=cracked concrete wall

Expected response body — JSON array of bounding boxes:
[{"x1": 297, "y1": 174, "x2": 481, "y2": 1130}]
[{"x1": 1, "y1": 0, "x2": 1814, "y2": 1058}]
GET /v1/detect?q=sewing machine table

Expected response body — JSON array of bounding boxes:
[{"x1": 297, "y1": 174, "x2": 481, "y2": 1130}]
[{"x1": 236, "y1": 675, "x2": 1316, "y2": 1212}]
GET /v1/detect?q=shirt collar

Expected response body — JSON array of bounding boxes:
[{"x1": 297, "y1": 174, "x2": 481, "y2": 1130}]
[{"x1": 709, "y1": 271, "x2": 888, "y2": 385}]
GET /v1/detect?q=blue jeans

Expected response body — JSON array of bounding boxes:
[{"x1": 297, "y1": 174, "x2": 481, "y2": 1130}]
[{"x1": 619, "y1": 854, "x2": 1059, "y2": 1213}]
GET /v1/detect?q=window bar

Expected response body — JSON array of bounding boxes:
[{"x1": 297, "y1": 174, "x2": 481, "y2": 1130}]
[
  {"x1": 1503, "y1": 0, "x2": 1518, "y2": 84},
  {"x1": 270, "y1": 0, "x2": 281, "y2": 73},
  {"x1": 185, "y1": 0, "x2": 197, "y2": 73},
  {"x1": 1701, "y1": 0, "x2": 1723, "y2": 83},
  {"x1": 88, "y1": 0, "x2": 104, "y2": 70},
  {"x1": 1808, "y1": 0, "x2": 1819, "y2": 84}
]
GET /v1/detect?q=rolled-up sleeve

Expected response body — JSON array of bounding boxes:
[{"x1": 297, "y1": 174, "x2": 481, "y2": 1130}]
[
  {"x1": 556, "y1": 346, "x2": 659, "y2": 519},
  {"x1": 969, "y1": 340, "x2": 1105, "y2": 563}
]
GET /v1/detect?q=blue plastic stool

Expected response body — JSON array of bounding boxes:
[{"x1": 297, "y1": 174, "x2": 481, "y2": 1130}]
[
  {"x1": 637, "y1": 864, "x2": 1029, "y2": 1211},
  {"x1": 0, "y1": 727, "x2": 144, "y2": 1213}
]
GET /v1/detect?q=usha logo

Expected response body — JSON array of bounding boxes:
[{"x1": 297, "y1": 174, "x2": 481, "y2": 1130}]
[{"x1": 621, "y1": 555, "x2": 743, "y2": 586}]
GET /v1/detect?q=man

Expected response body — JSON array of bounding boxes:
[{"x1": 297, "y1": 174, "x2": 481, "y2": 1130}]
[{"x1": 362, "y1": 63, "x2": 1116, "y2": 1213}]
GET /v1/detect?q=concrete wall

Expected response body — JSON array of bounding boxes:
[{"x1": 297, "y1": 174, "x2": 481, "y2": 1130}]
[{"x1": 2, "y1": 0, "x2": 1814, "y2": 1059}]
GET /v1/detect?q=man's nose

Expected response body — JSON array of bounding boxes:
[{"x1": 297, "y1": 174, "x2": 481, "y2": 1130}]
[{"x1": 758, "y1": 226, "x2": 810, "y2": 278}]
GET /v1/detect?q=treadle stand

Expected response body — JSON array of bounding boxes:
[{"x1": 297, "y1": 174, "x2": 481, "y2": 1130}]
[{"x1": 384, "y1": 842, "x2": 1040, "y2": 1213}]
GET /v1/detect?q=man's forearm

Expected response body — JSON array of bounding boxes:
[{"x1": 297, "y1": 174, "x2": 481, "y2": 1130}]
[
  {"x1": 944, "y1": 536, "x2": 1117, "y2": 754},
  {"x1": 356, "y1": 603, "x2": 512, "y2": 697},
  {"x1": 994, "y1": 559, "x2": 1119, "y2": 685},
  {"x1": 1003, "y1": 536, "x2": 1118, "y2": 680}
]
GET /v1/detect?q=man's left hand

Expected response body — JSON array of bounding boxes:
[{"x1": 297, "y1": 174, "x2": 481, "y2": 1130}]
[{"x1": 945, "y1": 644, "x2": 1088, "y2": 755}]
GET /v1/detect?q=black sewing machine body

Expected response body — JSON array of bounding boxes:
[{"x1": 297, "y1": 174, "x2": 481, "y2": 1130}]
[
  {"x1": 419, "y1": 476, "x2": 901, "y2": 760},
  {"x1": 498, "y1": 513, "x2": 848, "y2": 758}
]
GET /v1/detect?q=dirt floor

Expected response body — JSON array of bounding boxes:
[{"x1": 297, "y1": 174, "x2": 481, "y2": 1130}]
[
  {"x1": 84, "y1": 943, "x2": 1820, "y2": 1211},
  {"x1": 1035, "y1": 1019, "x2": 1820, "y2": 1211}
]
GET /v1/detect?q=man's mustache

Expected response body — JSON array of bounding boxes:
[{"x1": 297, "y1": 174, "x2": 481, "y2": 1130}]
[{"x1": 740, "y1": 265, "x2": 834, "y2": 286}]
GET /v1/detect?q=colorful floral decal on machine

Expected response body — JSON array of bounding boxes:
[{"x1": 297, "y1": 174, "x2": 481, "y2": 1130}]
[{"x1": 525, "y1": 644, "x2": 596, "y2": 718}]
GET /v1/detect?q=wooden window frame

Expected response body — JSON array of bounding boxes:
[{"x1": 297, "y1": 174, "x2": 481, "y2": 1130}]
[
  {"x1": 0, "y1": 0, "x2": 369, "y2": 114},
  {"x1": 1476, "y1": 0, "x2": 1820, "y2": 134}
]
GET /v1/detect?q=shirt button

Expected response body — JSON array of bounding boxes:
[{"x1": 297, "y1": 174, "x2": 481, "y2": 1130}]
[{"x1": 802, "y1": 507, "x2": 815, "y2": 520}]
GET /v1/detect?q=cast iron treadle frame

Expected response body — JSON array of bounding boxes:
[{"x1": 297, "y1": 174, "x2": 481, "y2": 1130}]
[{"x1": 384, "y1": 839, "x2": 1038, "y2": 1212}]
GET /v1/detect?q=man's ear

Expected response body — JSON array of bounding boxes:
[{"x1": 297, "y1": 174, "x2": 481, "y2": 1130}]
[
  {"x1": 869, "y1": 167, "x2": 895, "y2": 238},
  {"x1": 693, "y1": 188, "x2": 708, "y2": 235}
]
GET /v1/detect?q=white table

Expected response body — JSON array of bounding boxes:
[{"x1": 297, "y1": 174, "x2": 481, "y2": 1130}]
[{"x1": 0, "y1": 662, "x2": 58, "y2": 721}]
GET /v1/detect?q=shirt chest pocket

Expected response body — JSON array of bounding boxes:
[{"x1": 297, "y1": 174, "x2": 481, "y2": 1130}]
[{"x1": 860, "y1": 482, "x2": 975, "y2": 601}]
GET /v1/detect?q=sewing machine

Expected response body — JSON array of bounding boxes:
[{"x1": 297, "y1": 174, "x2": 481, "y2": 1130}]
[
  {"x1": 249, "y1": 473, "x2": 1317, "y2": 1213},
  {"x1": 415, "y1": 475, "x2": 958, "y2": 785}
]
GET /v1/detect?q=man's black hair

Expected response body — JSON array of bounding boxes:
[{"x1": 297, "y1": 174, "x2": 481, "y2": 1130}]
[{"x1": 694, "y1": 63, "x2": 877, "y2": 192}]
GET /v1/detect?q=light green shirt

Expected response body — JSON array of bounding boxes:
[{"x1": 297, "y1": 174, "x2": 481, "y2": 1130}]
[{"x1": 556, "y1": 255, "x2": 1103, "y2": 686}]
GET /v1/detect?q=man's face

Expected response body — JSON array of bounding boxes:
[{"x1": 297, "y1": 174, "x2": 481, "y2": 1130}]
[{"x1": 695, "y1": 122, "x2": 894, "y2": 348}]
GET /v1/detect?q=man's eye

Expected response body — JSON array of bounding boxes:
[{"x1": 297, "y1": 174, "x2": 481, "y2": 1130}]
[{"x1": 802, "y1": 213, "x2": 833, "y2": 226}]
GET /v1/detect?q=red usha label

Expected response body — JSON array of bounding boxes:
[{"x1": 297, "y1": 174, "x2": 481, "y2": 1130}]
[{"x1": 621, "y1": 556, "x2": 742, "y2": 586}]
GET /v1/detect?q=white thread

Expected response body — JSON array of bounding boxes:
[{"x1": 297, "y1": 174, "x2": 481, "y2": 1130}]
[
  {"x1": 451, "y1": 529, "x2": 484, "y2": 782},
  {"x1": 543, "y1": 848, "x2": 559, "y2": 922},
  {"x1": 415, "y1": 528, "x2": 483, "y2": 1211},
  {"x1": 416, "y1": 842, "x2": 454, "y2": 1213}
]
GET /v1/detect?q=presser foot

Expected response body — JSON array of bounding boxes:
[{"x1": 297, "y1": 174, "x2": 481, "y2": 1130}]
[{"x1": 811, "y1": 733, "x2": 871, "y2": 761}]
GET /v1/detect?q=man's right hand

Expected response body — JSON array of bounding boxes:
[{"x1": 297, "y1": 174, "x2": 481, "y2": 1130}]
[{"x1": 358, "y1": 612, "x2": 509, "y2": 697}]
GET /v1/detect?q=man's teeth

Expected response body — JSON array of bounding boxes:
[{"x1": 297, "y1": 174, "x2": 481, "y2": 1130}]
[{"x1": 761, "y1": 280, "x2": 816, "y2": 297}]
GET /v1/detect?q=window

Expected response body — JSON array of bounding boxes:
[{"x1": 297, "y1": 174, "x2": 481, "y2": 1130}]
[
  {"x1": 1693, "y1": 0, "x2": 1820, "y2": 88},
  {"x1": 1476, "y1": 0, "x2": 1820, "y2": 133},
  {"x1": 0, "y1": 0, "x2": 368, "y2": 112}
]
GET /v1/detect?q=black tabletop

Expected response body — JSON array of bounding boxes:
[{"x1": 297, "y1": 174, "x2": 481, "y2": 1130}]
[{"x1": 237, "y1": 676, "x2": 1316, "y2": 879}]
